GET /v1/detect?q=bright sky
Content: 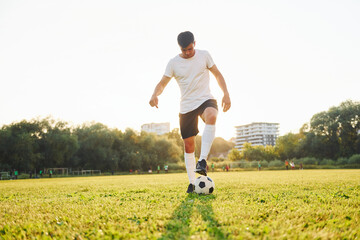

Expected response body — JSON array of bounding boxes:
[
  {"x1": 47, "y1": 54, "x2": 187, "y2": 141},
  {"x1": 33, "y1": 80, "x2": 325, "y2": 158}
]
[{"x1": 0, "y1": 0, "x2": 359, "y2": 140}]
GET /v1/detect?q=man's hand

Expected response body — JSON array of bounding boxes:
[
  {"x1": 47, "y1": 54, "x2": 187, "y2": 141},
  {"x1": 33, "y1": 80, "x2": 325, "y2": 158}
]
[
  {"x1": 222, "y1": 94, "x2": 231, "y2": 112},
  {"x1": 149, "y1": 95, "x2": 159, "y2": 108},
  {"x1": 209, "y1": 65, "x2": 231, "y2": 112},
  {"x1": 149, "y1": 75, "x2": 171, "y2": 109}
]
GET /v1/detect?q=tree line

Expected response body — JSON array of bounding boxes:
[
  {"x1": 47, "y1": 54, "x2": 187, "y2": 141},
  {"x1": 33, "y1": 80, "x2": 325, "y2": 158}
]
[
  {"x1": 0, "y1": 118, "x2": 234, "y2": 173},
  {"x1": 228, "y1": 100, "x2": 360, "y2": 165},
  {"x1": 0, "y1": 119, "x2": 180, "y2": 173},
  {"x1": 1, "y1": 100, "x2": 359, "y2": 173}
]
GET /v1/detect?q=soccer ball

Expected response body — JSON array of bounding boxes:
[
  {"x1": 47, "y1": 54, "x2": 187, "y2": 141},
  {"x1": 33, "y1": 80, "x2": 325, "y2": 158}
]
[{"x1": 194, "y1": 176, "x2": 215, "y2": 195}]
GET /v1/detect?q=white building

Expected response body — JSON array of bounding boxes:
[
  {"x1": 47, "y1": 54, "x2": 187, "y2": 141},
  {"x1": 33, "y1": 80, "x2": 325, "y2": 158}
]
[
  {"x1": 235, "y1": 122, "x2": 279, "y2": 151},
  {"x1": 141, "y1": 122, "x2": 170, "y2": 135}
]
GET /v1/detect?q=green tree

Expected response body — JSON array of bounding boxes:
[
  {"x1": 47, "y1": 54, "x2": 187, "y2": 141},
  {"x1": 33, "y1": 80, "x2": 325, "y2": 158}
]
[
  {"x1": 209, "y1": 137, "x2": 235, "y2": 158},
  {"x1": 0, "y1": 120, "x2": 42, "y2": 171},
  {"x1": 38, "y1": 118, "x2": 79, "y2": 168},
  {"x1": 74, "y1": 123, "x2": 116, "y2": 170},
  {"x1": 263, "y1": 145, "x2": 279, "y2": 160},
  {"x1": 165, "y1": 128, "x2": 183, "y2": 150},
  {"x1": 165, "y1": 128, "x2": 184, "y2": 160},
  {"x1": 241, "y1": 143, "x2": 264, "y2": 161},
  {"x1": 152, "y1": 137, "x2": 182, "y2": 166},
  {"x1": 308, "y1": 100, "x2": 360, "y2": 159},
  {"x1": 275, "y1": 133, "x2": 302, "y2": 160},
  {"x1": 227, "y1": 148, "x2": 241, "y2": 161},
  {"x1": 337, "y1": 101, "x2": 360, "y2": 157}
]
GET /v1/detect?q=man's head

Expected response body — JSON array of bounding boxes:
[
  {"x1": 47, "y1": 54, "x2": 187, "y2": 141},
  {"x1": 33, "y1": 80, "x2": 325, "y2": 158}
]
[
  {"x1": 178, "y1": 31, "x2": 196, "y2": 59},
  {"x1": 177, "y1": 31, "x2": 194, "y2": 48}
]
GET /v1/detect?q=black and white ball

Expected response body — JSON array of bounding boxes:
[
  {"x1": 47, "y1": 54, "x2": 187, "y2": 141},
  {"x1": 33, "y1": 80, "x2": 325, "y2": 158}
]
[{"x1": 194, "y1": 176, "x2": 215, "y2": 195}]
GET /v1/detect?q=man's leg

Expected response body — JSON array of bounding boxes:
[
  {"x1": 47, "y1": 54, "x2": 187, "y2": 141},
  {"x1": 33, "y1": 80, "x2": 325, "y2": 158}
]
[
  {"x1": 184, "y1": 136, "x2": 196, "y2": 177},
  {"x1": 184, "y1": 136, "x2": 196, "y2": 193},
  {"x1": 200, "y1": 107, "x2": 217, "y2": 160},
  {"x1": 195, "y1": 107, "x2": 218, "y2": 175}
]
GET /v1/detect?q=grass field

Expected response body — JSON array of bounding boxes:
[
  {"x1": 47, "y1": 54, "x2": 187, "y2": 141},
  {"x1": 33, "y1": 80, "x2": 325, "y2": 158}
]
[{"x1": 0, "y1": 170, "x2": 359, "y2": 239}]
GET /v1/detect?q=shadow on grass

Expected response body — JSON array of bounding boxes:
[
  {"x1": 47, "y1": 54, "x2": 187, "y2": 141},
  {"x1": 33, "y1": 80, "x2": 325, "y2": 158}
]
[
  {"x1": 159, "y1": 194, "x2": 225, "y2": 240},
  {"x1": 159, "y1": 194, "x2": 195, "y2": 240},
  {"x1": 196, "y1": 195, "x2": 226, "y2": 239}
]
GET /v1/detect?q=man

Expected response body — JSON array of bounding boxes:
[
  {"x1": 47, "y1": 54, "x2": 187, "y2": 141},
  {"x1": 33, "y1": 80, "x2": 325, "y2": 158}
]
[{"x1": 149, "y1": 31, "x2": 231, "y2": 193}]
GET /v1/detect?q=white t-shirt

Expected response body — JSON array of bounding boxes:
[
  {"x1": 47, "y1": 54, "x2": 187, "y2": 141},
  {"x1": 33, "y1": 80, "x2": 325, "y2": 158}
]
[{"x1": 164, "y1": 49, "x2": 215, "y2": 114}]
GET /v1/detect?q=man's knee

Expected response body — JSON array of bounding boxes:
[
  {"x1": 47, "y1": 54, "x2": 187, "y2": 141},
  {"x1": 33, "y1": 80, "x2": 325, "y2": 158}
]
[
  {"x1": 183, "y1": 136, "x2": 195, "y2": 153},
  {"x1": 207, "y1": 113, "x2": 217, "y2": 124},
  {"x1": 203, "y1": 107, "x2": 218, "y2": 124}
]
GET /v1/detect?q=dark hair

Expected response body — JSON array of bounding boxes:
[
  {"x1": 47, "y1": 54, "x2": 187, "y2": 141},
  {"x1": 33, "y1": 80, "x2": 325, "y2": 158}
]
[{"x1": 177, "y1": 31, "x2": 194, "y2": 48}]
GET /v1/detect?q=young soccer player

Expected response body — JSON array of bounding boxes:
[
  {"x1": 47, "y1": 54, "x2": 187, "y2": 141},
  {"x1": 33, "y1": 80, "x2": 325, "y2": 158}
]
[{"x1": 149, "y1": 31, "x2": 231, "y2": 193}]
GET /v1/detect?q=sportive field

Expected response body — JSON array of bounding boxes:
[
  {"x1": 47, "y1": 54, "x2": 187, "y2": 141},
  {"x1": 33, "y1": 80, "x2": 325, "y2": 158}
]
[{"x1": 0, "y1": 170, "x2": 359, "y2": 239}]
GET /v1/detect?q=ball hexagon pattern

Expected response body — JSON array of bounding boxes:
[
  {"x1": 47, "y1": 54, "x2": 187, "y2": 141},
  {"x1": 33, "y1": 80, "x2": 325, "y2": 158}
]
[{"x1": 194, "y1": 176, "x2": 215, "y2": 195}]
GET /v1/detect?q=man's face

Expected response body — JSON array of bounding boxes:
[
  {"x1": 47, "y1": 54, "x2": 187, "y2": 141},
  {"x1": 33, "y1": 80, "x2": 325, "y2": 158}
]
[{"x1": 180, "y1": 42, "x2": 196, "y2": 59}]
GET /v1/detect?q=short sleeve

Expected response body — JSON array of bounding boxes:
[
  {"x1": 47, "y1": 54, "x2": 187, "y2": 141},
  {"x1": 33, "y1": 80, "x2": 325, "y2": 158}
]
[
  {"x1": 164, "y1": 59, "x2": 173, "y2": 78},
  {"x1": 206, "y1": 51, "x2": 215, "y2": 69}
]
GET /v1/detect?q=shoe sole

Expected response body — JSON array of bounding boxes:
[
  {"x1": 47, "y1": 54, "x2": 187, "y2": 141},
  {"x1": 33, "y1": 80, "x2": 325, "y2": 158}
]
[{"x1": 194, "y1": 169, "x2": 207, "y2": 176}]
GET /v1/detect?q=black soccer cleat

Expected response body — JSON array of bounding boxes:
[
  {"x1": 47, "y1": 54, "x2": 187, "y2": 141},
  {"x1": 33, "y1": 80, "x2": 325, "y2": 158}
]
[
  {"x1": 186, "y1": 183, "x2": 195, "y2": 193},
  {"x1": 195, "y1": 159, "x2": 207, "y2": 176}
]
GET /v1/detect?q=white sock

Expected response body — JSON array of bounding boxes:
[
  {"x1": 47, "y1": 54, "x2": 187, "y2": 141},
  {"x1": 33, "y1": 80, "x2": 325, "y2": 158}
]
[
  {"x1": 200, "y1": 124, "x2": 216, "y2": 161},
  {"x1": 185, "y1": 152, "x2": 196, "y2": 184}
]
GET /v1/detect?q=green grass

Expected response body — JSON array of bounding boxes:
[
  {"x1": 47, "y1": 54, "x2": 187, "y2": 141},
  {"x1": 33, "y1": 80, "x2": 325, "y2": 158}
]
[{"x1": 0, "y1": 170, "x2": 359, "y2": 239}]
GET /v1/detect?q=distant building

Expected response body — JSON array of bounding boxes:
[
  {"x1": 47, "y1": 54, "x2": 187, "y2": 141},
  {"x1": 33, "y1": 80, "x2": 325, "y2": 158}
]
[
  {"x1": 141, "y1": 122, "x2": 170, "y2": 135},
  {"x1": 235, "y1": 122, "x2": 279, "y2": 151}
]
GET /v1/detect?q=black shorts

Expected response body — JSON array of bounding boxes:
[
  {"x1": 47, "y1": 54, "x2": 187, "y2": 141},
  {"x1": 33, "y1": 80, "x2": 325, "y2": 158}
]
[{"x1": 179, "y1": 99, "x2": 218, "y2": 139}]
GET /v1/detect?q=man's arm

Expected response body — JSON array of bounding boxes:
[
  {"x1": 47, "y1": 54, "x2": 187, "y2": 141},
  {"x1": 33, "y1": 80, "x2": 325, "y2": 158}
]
[
  {"x1": 149, "y1": 75, "x2": 171, "y2": 108},
  {"x1": 209, "y1": 65, "x2": 231, "y2": 112}
]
